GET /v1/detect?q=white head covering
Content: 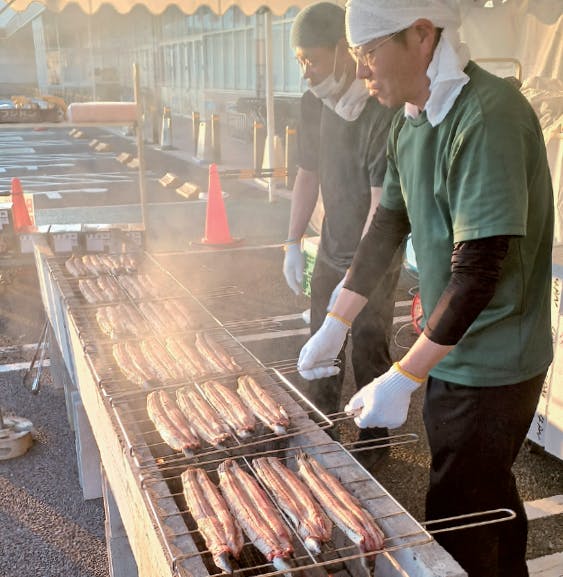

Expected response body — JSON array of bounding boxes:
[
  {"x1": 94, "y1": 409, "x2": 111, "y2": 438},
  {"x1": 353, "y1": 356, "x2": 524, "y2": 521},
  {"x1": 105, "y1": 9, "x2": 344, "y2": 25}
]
[
  {"x1": 345, "y1": 0, "x2": 471, "y2": 126},
  {"x1": 345, "y1": 0, "x2": 462, "y2": 48}
]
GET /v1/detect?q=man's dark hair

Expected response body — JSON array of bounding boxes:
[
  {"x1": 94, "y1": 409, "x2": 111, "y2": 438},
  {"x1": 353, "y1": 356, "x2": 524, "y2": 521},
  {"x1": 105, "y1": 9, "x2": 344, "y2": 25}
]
[{"x1": 290, "y1": 2, "x2": 345, "y2": 49}]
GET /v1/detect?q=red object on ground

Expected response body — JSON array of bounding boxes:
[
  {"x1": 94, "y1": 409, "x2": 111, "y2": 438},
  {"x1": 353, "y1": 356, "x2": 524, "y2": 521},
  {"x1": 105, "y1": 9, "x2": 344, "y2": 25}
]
[
  {"x1": 201, "y1": 164, "x2": 236, "y2": 245},
  {"x1": 11, "y1": 178, "x2": 34, "y2": 233},
  {"x1": 411, "y1": 292, "x2": 423, "y2": 335}
]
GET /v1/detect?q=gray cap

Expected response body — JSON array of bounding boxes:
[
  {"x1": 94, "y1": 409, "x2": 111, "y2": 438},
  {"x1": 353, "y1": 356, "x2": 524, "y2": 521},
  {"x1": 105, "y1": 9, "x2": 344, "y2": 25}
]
[{"x1": 290, "y1": 2, "x2": 345, "y2": 49}]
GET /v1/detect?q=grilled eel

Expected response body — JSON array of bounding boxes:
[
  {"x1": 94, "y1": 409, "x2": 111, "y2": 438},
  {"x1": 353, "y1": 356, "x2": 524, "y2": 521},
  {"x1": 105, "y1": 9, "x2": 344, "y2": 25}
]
[
  {"x1": 114, "y1": 340, "x2": 174, "y2": 387},
  {"x1": 78, "y1": 278, "x2": 106, "y2": 304},
  {"x1": 139, "y1": 339, "x2": 183, "y2": 382},
  {"x1": 112, "y1": 341, "x2": 155, "y2": 388},
  {"x1": 95, "y1": 306, "x2": 117, "y2": 339},
  {"x1": 253, "y1": 456, "x2": 332, "y2": 554},
  {"x1": 176, "y1": 386, "x2": 231, "y2": 447},
  {"x1": 96, "y1": 304, "x2": 145, "y2": 339},
  {"x1": 147, "y1": 390, "x2": 200, "y2": 456},
  {"x1": 195, "y1": 332, "x2": 242, "y2": 374},
  {"x1": 98, "y1": 253, "x2": 137, "y2": 275},
  {"x1": 139, "y1": 300, "x2": 178, "y2": 334},
  {"x1": 81, "y1": 254, "x2": 105, "y2": 276},
  {"x1": 162, "y1": 299, "x2": 195, "y2": 330},
  {"x1": 296, "y1": 452, "x2": 385, "y2": 553},
  {"x1": 118, "y1": 303, "x2": 146, "y2": 336},
  {"x1": 237, "y1": 375, "x2": 290, "y2": 435},
  {"x1": 79, "y1": 277, "x2": 121, "y2": 303},
  {"x1": 200, "y1": 380, "x2": 256, "y2": 439},
  {"x1": 118, "y1": 274, "x2": 146, "y2": 299},
  {"x1": 218, "y1": 459, "x2": 293, "y2": 574},
  {"x1": 65, "y1": 255, "x2": 88, "y2": 277},
  {"x1": 96, "y1": 275, "x2": 121, "y2": 301},
  {"x1": 165, "y1": 336, "x2": 209, "y2": 379},
  {"x1": 181, "y1": 467, "x2": 244, "y2": 573}
]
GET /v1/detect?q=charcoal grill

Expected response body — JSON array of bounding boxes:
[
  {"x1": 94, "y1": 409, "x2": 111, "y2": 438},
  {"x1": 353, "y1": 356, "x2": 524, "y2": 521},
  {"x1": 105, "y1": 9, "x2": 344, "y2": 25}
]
[{"x1": 32, "y1": 242, "x2": 470, "y2": 577}]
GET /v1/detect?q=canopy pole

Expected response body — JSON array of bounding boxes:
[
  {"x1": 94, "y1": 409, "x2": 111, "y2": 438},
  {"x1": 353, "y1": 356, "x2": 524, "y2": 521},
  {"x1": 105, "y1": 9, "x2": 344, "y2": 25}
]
[
  {"x1": 87, "y1": 0, "x2": 96, "y2": 100},
  {"x1": 133, "y1": 62, "x2": 148, "y2": 233},
  {"x1": 263, "y1": 9, "x2": 276, "y2": 203}
]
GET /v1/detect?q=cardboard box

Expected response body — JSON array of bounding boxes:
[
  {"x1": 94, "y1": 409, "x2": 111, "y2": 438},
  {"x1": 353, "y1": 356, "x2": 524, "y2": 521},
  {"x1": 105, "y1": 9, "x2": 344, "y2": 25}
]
[
  {"x1": 527, "y1": 274, "x2": 561, "y2": 447},
  {"x1": 545, "y1": 310, "x2": 563, "y2": 459},
  {"x1": 18, "y1": 232, "x2": 42, "y2": 254},
  {"x1": 0, "y1": 202, "x2": 12, "y2": 231},
  {"x1": 84, "y1": 227, "x2": 113, "y2": 253},
  {"x1": 48, "y1": 225, "x2": 81, "y2": 253},
  {"x1": 83, "y1": 224, "x2": 144, "y2": 253},
  {"x1": 302, "y1": 236, "x2": 320, "y2": 298},
  {"x1": 528, "y1": 245, "x2": 563, "y2": 460}
]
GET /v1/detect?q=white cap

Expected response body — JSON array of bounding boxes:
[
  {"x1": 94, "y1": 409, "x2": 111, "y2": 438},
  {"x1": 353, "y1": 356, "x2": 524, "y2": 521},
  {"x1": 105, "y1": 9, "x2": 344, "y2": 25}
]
[{"x1": 345, "y1": 0, "x2": 462, "y2": 48}]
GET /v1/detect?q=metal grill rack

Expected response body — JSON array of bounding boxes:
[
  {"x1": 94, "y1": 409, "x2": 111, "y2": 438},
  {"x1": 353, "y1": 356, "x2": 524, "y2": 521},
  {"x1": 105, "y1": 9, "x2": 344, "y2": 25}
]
[
  {"x1": 69, "y1": 295, "x2": 219, "y2": 344},
  {"x1": 39, "y1": 249, "x2": 475, "y2": 577},
  {"x1": 110, "y1": 366, "x2": 334, "y2": 472},
  {"x1": 80, "y1": 326, "x2": 265, "y2": 399},
  {"x1": 46, "y1": 254, "x2": 188, "y2": 307},
  {"x1": 140, "y1": 441, "x2": 433, "y2": 577}
]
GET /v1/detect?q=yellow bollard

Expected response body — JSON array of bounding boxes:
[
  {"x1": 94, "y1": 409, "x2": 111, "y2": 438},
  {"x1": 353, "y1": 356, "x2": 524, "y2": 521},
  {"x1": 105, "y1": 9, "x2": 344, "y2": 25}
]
[
  {"x1": 285, "y1": 126, "x2": 298, "y2": 190},
  {"x1": 192, "y1": 111, "x2": 200, "y2": 154},
  {"x1": 160, "y1": 106, "x2": 173, "y2": 150},
  {"x1": 211, "y1": 113, "x2": 221, "y2": 164},
  {"x1": 253, "y1": 121, "x2": 266, "y2": 174}
]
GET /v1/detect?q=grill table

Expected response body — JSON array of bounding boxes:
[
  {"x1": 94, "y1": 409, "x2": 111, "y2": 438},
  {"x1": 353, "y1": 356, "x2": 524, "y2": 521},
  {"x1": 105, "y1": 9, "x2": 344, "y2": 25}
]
[{"x1": 33, "y1": 238, "x2": 468, "y2": 577}]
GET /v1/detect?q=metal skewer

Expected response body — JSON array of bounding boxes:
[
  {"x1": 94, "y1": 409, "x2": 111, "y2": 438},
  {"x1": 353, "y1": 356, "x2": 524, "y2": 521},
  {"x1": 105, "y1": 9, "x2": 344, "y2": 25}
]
[{"x1": 22, "y1": 319, "x2": 49, "y2": 394}]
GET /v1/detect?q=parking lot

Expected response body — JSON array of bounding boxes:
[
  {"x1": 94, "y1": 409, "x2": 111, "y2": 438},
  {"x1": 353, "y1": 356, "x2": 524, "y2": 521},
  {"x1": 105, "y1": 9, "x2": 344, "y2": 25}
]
[{"x1": 0, "y1": 123, "x2": 560, "y2": 577}]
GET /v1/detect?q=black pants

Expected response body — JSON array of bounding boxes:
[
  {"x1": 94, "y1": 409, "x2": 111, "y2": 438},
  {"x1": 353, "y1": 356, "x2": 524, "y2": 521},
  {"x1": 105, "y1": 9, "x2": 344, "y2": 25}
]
[
  {"x1": 423, "y1": 372, "x2": 545, "y2": 577},
  {"x1": 301, "y1": 250, "x2": 401, "y2": 437}
]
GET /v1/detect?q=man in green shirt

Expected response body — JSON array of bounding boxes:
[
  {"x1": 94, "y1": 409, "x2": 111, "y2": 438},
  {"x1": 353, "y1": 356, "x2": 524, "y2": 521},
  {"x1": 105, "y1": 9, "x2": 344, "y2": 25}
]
[{"x1": 297, "y1": 1, "x2": 554, "y2": 575}]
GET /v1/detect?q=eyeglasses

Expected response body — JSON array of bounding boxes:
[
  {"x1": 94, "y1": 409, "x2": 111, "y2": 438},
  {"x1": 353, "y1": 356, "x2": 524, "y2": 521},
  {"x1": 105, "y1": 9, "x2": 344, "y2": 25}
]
[
  {"x1": 296, "y1": 57, "x2": 316, "y2": 71},
  {"x1": 348, "y1": 29, "x2": 404, "y2": 67}
]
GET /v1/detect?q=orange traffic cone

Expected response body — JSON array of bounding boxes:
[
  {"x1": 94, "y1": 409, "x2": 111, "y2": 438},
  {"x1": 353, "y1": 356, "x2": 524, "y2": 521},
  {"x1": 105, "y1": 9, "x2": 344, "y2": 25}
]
[
  {"x1": 201, "y1": 164, "x2": 239, "y2": 245},
  {"x1": 11, "y1": 178, "x2": 34, "y2": 233}
]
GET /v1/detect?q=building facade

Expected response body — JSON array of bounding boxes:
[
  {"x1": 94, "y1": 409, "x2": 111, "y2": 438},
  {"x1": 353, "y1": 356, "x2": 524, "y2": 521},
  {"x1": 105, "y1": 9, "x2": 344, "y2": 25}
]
[{"x1": 25, "y1": 5, "x2": 303, "y2": 137}]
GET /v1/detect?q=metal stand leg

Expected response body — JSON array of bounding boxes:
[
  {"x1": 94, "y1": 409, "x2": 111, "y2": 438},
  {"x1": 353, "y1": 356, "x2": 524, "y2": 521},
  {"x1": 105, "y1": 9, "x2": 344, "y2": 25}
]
[{"x1": 22, "y1": 319, "x2": 49, "y2": 395}]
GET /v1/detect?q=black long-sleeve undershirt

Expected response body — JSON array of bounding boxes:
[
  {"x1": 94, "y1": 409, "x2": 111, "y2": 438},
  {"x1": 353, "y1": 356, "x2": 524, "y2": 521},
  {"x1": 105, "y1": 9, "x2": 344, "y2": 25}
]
[{"x1": 344, "y1": 205, "x2": 511, "y2": 346}]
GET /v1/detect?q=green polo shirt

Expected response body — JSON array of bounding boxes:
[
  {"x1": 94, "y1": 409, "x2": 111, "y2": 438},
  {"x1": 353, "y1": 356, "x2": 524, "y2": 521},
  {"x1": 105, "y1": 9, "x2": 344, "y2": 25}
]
[{"x1": 382, "y1": 61, "x2": 554, "y2": 385}]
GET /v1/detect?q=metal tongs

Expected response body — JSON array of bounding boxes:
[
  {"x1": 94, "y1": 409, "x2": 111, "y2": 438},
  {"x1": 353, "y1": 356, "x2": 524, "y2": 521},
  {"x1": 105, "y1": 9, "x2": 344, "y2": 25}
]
[
  {"x1": 308, "y1": 358, "x2": 342, "y2": 369},
  {"x1": 22, "y1": 319, "x2": 49, "y2": 395},
  {"x1": 266, "y1": 357, "x2": 342, "y2": 376}
]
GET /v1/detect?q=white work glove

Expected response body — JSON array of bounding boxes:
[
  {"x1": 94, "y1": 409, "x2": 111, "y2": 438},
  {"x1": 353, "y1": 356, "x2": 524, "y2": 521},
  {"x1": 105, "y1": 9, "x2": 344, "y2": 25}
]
[
  {"x1": 327, "y1": 276, "x2": 346, "y2": 312},
  {"x1": 298, "y1": 313, "x2": 350, "y2": 380},
  {"x1": 283, "y1": 242, "x2": 304, "y2": 296},
  {"x1": 345, "y1": 363, "x2": 424, "y2": 429}
]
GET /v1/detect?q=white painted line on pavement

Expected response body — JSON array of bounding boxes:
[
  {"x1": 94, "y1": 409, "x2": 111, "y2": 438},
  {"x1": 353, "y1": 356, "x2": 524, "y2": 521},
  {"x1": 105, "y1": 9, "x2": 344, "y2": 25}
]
[
  {"x1": 0, "y1": 359, "x2": 50, "y2": 373},
  {"x1": 0, "y1": 343, "x2": 39, "y2": 353},
  {"x1": 528, "y1": 552, "x2": 563, "y2": 577},
  {"x1": 525, "y1": 495, "x2": 563, "y2": 521}
]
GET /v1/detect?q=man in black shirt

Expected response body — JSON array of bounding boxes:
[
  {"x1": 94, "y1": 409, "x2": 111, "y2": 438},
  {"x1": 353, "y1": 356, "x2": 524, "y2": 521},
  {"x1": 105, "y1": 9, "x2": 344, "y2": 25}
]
[{"x1": 283, "y1": 2, "x2": 402, "y2": 469}]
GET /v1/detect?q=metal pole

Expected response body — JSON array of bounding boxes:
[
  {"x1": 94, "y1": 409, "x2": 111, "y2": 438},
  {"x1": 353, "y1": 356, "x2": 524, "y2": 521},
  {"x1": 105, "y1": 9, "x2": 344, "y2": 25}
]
[
  {"x1": 133, "y1": 63, "x2": 148, "y2": 233},
  {"x1": 0, "y1": 0, "x2": 17, "y2": 17},
  {"x1": 87, "y1": 0, "x2": 96, "y2": 100},
  {"x1": 263, "y1": 9, "x2": 276, "y2": 203}
]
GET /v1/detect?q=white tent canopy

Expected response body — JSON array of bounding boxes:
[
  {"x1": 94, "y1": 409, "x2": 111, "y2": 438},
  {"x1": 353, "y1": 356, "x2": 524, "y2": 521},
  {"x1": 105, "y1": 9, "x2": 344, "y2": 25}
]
[{"x1": 2, "y1": 0, "x2": 562, "y2": 226}]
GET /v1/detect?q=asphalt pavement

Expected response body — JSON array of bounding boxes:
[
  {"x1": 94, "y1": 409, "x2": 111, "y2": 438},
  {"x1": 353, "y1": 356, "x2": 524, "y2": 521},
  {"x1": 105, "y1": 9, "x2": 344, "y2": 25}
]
[{"x1": 0, "y1": 120, "x2": 560, "y2": 577}]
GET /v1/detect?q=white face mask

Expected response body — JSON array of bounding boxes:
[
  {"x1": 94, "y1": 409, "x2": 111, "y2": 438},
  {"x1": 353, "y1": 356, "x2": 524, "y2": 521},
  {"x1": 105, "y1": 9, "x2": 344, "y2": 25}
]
[
  {"x1": 308, "y1": 46, "x2": 348, "y2": 108},
  {"x1": 309, "y1": 70, "x2": 348, "y2": 103},
  {"x1": 333, "y1": 79, "x2": 370, "y2": 121}
]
